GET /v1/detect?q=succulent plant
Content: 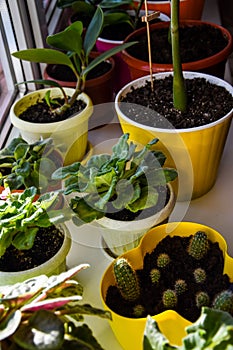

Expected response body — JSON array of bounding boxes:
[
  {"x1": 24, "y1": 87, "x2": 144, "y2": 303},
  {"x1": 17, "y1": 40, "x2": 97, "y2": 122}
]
[
  {"x1": 188, "y1": 231, "x2": 209, "y2": 260},
  {"x1": 133, "y1": 304, "x2": 145, "y2": 318},
  {"x1": 157, "y1": 253, "x2": 170, "y2": 268},
  {"x1": 212, "y1": 290, "x2": 233, "y2": 313},
  {"x1": 194, "y1": 268, "x2": 207, "y2": 284},
  {"x1": 162, "y1": 289, "x2": 177, "y2": 309},
  {"x1": 196, "y1": 291, "x2": 210, "y2": 309},
  {"x1": 0, "y1": 264, "x2": 111, "y2": 349},
  {"x1": 150, "y1": 268, "x2": 160, "y2": 284},
  {"x1": 174, "y1": 279, "x2": 187, "y2": 295},
  {"x1": 113, "y1": 257, "x2": 140, "y2": 302}
]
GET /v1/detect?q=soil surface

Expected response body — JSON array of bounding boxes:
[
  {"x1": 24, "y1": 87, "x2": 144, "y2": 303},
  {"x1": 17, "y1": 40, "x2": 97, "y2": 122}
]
[
  {"x1": 18, "y1": 98, "x2": 86, "y2": 123},
  {"x1": 120, "y1": 76, "x2": 233, "y2": 129},
  {"x1": 125, "y1": 23, "x2": 228, "y2": 63},
  {"x1": 0, "y1": 225, "x2": 64, "y2": 272},
  {"x1": 106, "y1": 233, "x2": 233, "y2": 322}
]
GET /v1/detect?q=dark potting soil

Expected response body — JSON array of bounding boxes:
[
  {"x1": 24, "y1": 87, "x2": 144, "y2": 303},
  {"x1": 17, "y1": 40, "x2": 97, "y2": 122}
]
[
  {"x1": 105, "y1": 185, "x2": 169, "y2": 221},
  {"x1": 120, "y1": 76, "x2": 233, "y2": 129},
  {"x1": 106, "y1": 233, "x2": 232, "y2": 322},
  {"x1": 0, "y1": 225, "x2": 64, "y2": 272},
  {"x1": 18, "y1": 98, "x2": 86, "y2": 123},
  {"x1": 126, "y1": 24, "x2": 228, "y2": 63}
]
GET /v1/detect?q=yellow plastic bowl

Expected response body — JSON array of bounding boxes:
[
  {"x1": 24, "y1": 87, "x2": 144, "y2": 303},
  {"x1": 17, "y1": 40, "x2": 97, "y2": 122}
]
[{"x1": 100, "y1": 222, "x2": 233, "y2": 350}]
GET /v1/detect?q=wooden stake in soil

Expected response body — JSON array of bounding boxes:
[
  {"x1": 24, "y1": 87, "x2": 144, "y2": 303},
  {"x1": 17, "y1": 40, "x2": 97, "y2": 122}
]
[{"x1": 142, "y1": 5, "x2": 160, "y2": 91}]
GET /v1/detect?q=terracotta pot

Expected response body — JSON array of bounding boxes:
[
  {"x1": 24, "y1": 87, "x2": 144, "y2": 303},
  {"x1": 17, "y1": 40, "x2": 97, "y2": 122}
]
[
  {"x1": 115, "y1": 71, "x2": 233, "y2": 200},
  {"x1": 121, "y1": 20, "x2": 233, "y2": 80},
  {"x1": 100, "y1": 221, "x2": 233, "y2": 350},
  {"x1": 43, "y1": 53, "x2": 116, "y2": 106},
  {"x1": 133, "y1": 0, "x2": 206, "y2": 20}
]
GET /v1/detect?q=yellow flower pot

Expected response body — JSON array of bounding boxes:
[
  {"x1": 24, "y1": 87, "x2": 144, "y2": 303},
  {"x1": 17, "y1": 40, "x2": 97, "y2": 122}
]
[
  {"x1": 115, "y1": 72, "x2": 233, "y2": 200},
  {"x1": 100, "y1": 221, "x2": 233, "y2": 349},
  {"x1": 10, "y1": 88, "x2": 93, "y2": 165}
]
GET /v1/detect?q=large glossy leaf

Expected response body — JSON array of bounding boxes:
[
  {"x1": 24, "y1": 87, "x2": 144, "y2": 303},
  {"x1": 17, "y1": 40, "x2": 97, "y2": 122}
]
[
  {"x1": 0, "y1": 310, "x2": 22, "y2": 341},
  {"x1": 84, "y1": 6, "x2": 104, "y2": 57},
  {"x1": 143, "y1": 316, "x2": 176, "y2": 350},
  {"x1": 12, "y1": 48, "x2": 73, "y2": 68}
]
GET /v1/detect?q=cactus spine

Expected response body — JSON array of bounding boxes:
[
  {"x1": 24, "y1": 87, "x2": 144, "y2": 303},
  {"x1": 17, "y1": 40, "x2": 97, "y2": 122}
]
[
  {"x1": 175, "y1": 279, "x2": 187, "y2": 295},
  {"x1": 113, "y1": 258, "x2": 140, "y2": 302},
  {"x1": 150, "y1": 268, "x2": 160, "y2": 284},
  {"x1": 212, "y1": 290, "x2": 233, "y2": 313},
  {"x1": 162, "y1": 289, "x2": 177, "y2": 308},
  {"x1": 188, "y1": 231, "x2": 209, "y2": 260},
  {"x1": 157, "y1": 253, "x2": 170, "y2": 268},
  {"x1": 193, "y1": 268, "x2": 206, "y2": 284},
  {"x1": 195, "y1": 291, "x2": 210, "y2": 308}
]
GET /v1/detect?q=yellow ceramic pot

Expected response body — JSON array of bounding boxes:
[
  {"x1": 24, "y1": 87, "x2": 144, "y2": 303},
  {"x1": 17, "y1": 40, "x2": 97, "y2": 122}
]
[
  {"x1": 10, "y1": 88, "x2": 93, "y2": 165},
  {"x1": 115, "y1": 72, "x2": 233, "y2": 200},
  {"x1": 100, "y1": 221, "x2": 233, "y2": 349}
]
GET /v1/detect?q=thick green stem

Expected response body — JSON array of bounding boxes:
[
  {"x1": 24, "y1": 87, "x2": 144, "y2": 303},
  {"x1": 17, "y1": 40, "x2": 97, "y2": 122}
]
[{"x1": 171, "y1": 0, "x2": 187, "y2": 112}]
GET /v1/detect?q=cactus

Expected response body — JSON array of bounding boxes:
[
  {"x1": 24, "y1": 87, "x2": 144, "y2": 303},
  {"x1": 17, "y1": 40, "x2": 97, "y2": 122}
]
[
  {"x1": 212, "y1": 290, "x2": 233, "y2": 313},
  {"x1": 188, "y1": 231, "x2": 209, "y2": 260},
  {"x1": 195, "y1": 291, "x2": 210, "y2": 308},
  {"x1": 113, "y1": 257, "x2": 140, "y2": 302},
  {"x1": 150, "y1": 268, "x2": 161, "y2": 284},
  {"x1": 157, "y1": 253, "x2": 170, "y2": 268},
  {"x1": 175, "y1": 279, "x2": 187, "y2": 295},
  {"x1": 193, "y1": 268, "x2": 206, "y2": 284},
  {"x1": 133, "y1": 304, "x2": 145, "y2": 317},
  {"x1": 162, "y1": 289, "x2": 177, "y2": 309}
]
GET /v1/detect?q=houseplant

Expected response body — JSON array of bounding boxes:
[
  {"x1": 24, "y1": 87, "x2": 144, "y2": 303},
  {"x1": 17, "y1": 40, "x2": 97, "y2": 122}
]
[
  {"x1": 52, "y1": 133, "x2": 177, "y2": 256},
  {"x1": 0, "y1": 264, "x2": 111, "y2": 350},
  {"x1": 0, "y1": 137, "x2": 63, "y2": 194},
  {"x1": 100, "y1": 221, "x2": 233, "y2": 349},
  {"x1": 115, "y1": 0, "x2": 233, "y2": 200},
  {"x1": 143, "y1": 307, "x2": 233, "y2": 350},
  {"x1": 0, "y1": 186, "x2": 72, "y2": 286},
  {"x1": 10, "y1": 6, "x2": 136, "y2": 164}
]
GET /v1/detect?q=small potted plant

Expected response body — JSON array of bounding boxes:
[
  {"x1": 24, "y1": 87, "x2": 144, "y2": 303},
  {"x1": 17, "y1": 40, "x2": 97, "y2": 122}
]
[
  {"x1": 0, "y1": 264, "x2": 111, "y2": 350},
  {"x1": 0, "y1": 137, "x2": 63, "y2": 195},
  {"x1": 115, "y1": 0, "x2": 233, "y2": 200},
  {"x1": 100, "y1": 221, "x2": 233, "y2": 350},
  {"x1": 10, "y1": 6, "x2": 136, "y2": 165},
  {"x1": 0, "y1": 186, "x2": 72, "y2": 286},
  {"x1": 52, "y1": 133, "x2": 177, "y2": 256},
  {"x1": 143, "y1": 307, "x2": 233, "y2": 350}
]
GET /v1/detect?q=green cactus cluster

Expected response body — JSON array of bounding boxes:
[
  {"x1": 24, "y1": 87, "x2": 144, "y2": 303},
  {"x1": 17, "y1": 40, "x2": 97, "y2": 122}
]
[
  {"x1": 195, "y1": 291, "x2": 210, "y2": 308},
  {"x1": 193, "y1": 268, "x2": 207, "y2": 284},
  {"x1": 113, "y1": 257, "x2": 140, "y2": 302},
  {"x1": 157, "y1": 253, "x2": 170, "y2": 268},
  {"x1": 188, "y1": 231, "x2": 209, "y2": 260},
  {"x1": 150, "y1": 268, "x2": 161, "y2": 284},
  {"x1": 175, "y1": 279, "x2": 187, "y2": 295},
  {"x1": 212, "y1": 290, "x2": 233, "y2": 313},
  {"x1": 162, "y1": 289, "x2": 177, "y2": 309},
  {"x1": 133, "y1": 304, "x2": 146, "y2": 318}
]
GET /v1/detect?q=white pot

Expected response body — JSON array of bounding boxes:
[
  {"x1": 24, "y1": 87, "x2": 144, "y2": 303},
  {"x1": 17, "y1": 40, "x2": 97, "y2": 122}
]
[
  {"x1": 115, "y1": 71, "x2": 233, "y2": 200},
  {"x1": 96, "y1": 183, "x2": 175, "y2": 257},
  {"x1": 0, "y1": 224, "x2": 71, "y2": 286},
  {"x1": 10, "y1": 88, "x2": 93, "y2": 165}
]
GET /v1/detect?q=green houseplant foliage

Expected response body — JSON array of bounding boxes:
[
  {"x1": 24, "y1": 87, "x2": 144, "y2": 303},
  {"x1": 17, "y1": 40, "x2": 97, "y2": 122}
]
[
  {"x1": 143, "y1": 307, "x2": 233, "y2": 350},
  {"x1": 0, "y1": 137, "x2": 62, "y2": 193},
  {"x1": 52, "y1": 133, "x2": 177, "y2": 226},
  {"x1": 11, "y1": 6, "x2": 136, "y2": 117},
  {"x1": 0, "y1": 264, "x2": 111, "y2": 350}
]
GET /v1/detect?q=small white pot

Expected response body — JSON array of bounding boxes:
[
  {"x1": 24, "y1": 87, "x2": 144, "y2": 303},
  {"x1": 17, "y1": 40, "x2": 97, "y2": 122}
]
[
  {"x1": 96, "y1": 183, "x2": 176, "y2": 257},
  {"x1": 0, "y1": 224, "x2": 71, "y2": 286},
  {"x1": 10, "y1": 88, "x2": 93, "y2": 165}
]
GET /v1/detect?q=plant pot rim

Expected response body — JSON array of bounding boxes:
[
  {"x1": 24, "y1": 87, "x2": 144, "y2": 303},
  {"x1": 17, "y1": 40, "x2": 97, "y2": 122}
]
[
  {"x1": 10, "y1": 88, "x2": 93, "y2": 132},
  {"x1": 100, "y1": 221, "x2": 233, "y2": 347},
  {"x1": 122, "y1": 20, "x2": 233, "y2": 73},
  {"x1": 0, "y1": 223, "x2": 71, "y2": 286},
  {"x1": 115, "y1": 71, "x2": 233, "y2": 133}
]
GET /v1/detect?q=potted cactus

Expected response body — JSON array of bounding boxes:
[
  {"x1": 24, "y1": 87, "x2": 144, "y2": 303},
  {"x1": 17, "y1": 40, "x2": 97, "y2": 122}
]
[
  {"x1": 52, "y1": 133, "x2": 177, "y2": 256},
  {"x1": 0, "y1": 264, "x2": 111, "y2": 350},
  {"x1": 100, "y1": 221, "x2": 233, "y2": 350}
]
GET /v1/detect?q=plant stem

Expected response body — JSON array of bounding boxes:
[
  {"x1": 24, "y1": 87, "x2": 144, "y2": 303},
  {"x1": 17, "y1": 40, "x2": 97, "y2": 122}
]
[{"x1": 171, "y1": 0, "x2": 187, "y2": 112}]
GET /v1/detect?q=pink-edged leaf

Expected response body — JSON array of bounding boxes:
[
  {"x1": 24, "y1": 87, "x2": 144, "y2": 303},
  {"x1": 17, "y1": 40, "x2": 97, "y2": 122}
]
[{"x1": 21, "y1": 295, "x2": 82, "y2": 312}]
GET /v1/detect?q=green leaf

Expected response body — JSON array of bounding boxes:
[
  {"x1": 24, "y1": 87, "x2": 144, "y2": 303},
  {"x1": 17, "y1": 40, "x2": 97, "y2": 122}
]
[
  {"x1": 12, "y1": 48, "x2": 73, "y2": 68},
  {"x1": 12, "y1": 227, "x2": 38, "y2": 251},
  {"x1": 52, "y1": 162, "x2": 81, "y2": 180},
  {"x1": 84, "y1": 6, "x2": 104, "y2": 57},
  {"x1": 127, "y1": 186, "x2": 159, "y2": 212},
  {"x1": 71, "y1": 197, "x2": 104, "y2": 224},
  {"x1": 103, "y1": 11, "x2": 133, "y2": 26},
  {"x1": 14, "y1": 143, "x2": 29, "y2": 160}
]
